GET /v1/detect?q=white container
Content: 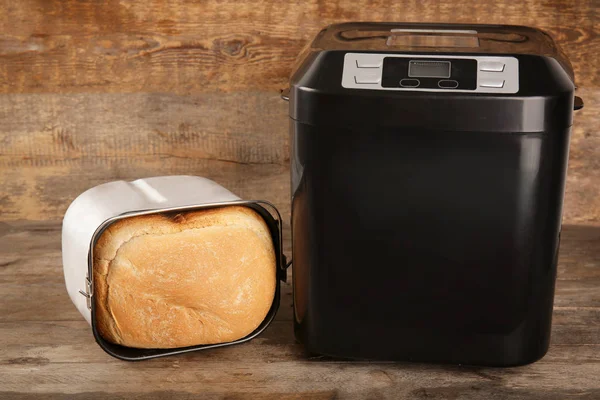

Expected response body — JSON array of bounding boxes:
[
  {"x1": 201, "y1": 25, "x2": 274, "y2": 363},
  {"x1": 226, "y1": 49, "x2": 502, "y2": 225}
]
[{"x1": 62, "y1": 175, "x2": 286, "y2": 360}]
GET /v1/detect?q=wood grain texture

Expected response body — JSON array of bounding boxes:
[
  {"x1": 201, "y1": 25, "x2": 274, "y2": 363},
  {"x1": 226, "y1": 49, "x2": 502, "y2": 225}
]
[
  {"x1": 0, "y1": 0, "x2": 597, "y2": 93},
  {"x1": 0, "y1": 0, "x2": 598, "y2": 222},
  {"x1": 0, "y1": 221, "x2": 599, "y2": 399},
  {"x1": 0, "y1": 91, "x2": 291, "y2": 220},
  {"x1": 0, "y1": 88, "x2": 598, "y2": 222},
  {"x1": 1, "y1": 0, "x2": 599, "y2": 398}
]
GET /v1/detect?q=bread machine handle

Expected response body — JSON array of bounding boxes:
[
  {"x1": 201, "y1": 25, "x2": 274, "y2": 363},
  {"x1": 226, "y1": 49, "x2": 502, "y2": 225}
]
[
  {"x1": 281, "y1": 254, "x2": 292, "y2": 283},
  {"x1": 252, "y1": 199, "x2": 291, "y2": 282},
  {"x1": 574, "y1": 96, "x2": 584, "y2": 111}
]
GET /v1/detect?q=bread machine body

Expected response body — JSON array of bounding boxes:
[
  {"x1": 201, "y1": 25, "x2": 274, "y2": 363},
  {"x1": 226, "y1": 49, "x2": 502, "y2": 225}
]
[
  {"x1": 62, "y1": 175, "x2": 287, "y2": 360},
  {"x1": 288, "y1": 23, "x2": 578, "y2": 366}
]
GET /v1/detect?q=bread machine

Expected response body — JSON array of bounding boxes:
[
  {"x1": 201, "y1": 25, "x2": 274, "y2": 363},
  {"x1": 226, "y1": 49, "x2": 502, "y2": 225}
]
[{"x1": 286, "y1": 23, "x2": 583, "y2": 366}]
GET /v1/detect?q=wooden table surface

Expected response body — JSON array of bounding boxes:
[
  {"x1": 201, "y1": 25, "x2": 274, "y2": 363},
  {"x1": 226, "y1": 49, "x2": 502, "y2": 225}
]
[{"x1": 1, "y1": 0, "x2": 599, "y2": 398}]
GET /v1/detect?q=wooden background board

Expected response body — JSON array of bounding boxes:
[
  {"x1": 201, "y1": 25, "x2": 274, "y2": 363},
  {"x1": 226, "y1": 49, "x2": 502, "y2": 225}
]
[
  {"x1": 0, "y1": 0, "x2": 599, "y2": 398},
  {"x1": 0, "y1": 0, "x2": 598, "y2": 223}
]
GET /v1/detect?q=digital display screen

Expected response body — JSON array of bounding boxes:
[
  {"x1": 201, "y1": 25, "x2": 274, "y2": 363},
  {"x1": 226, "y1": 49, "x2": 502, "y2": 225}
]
[
  {"x1": 382, "y1": 57, "x2": 477, "y2": 90},
  {"x1": 408, "y1": 61, "x2": 451, "y2": 78}
]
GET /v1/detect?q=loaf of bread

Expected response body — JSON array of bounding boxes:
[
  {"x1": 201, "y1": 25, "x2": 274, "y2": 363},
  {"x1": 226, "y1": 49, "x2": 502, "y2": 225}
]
[{"x1": 92, "y1": 206, "x2": 276, "y2": 349}]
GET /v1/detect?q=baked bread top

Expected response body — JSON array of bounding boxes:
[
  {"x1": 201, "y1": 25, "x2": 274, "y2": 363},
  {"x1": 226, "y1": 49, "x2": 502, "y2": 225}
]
[{"x1": 93, "y1": 206, "x2": 276, "y2": 349}]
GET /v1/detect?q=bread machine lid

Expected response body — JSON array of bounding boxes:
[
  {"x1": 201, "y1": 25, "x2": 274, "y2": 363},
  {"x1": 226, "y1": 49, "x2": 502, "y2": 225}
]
[
  {"x1": 285, "y1": 23, "x2": 578, "y2": 133},
  {"x1": 309, "y1": 22, "x2": 573, "y2": 77}
]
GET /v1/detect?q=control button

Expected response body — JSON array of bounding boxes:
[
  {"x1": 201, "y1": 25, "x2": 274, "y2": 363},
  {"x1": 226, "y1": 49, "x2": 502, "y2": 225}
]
[
  {"x1": 354, "y1": 70, "x2": 381, "y2": 84},
  {"x1": 479, "y1": 79, "x2": 505, "y2": 88},
  {"x1": 479, "y1": 61, "x2": 505, "y2": 72},
  {"x1": 356, "y1": 59, "x2": 383, "y2": 68},
  {"x1": 438, "y1": 79, "x2": 459, "y2": 89},
  {"x1": 400, "y1": 78, "x2": 420, "y2": 88}
]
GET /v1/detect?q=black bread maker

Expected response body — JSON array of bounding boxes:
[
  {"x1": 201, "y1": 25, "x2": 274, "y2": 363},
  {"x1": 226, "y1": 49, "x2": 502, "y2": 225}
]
[{"x1": 285, "y1": 23, "x2": 583, "y2": 366}]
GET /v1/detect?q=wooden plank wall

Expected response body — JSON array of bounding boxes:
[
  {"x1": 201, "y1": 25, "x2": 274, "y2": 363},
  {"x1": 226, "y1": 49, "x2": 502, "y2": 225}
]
[{"x1": 0, "y1": 0, "x2": 598, "y2": 224}]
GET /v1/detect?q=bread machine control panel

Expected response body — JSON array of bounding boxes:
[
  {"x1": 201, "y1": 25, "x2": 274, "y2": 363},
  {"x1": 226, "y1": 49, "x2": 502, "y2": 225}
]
[{"x1": 342, "y1": 53, "x2": 518, "y2": 94}]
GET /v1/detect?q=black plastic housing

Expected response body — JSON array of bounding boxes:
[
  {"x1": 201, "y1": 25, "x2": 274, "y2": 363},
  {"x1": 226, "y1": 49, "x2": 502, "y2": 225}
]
[{"x1": 288, "y1": 23, "x2": 577, "y2": 366}]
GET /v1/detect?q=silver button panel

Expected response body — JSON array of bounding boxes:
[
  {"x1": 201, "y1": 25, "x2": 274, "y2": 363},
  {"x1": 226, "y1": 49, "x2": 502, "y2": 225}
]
[
  {"x1": 438, "y1": 79, "x2": 459, "y2": 89},
  {"x1": 355, "y1": 70, "x2": 381, "y2": 84},
  {"x1": 479, "y1": 61, "x2": 505, "y2": 72},
  {"x1": 356, "y1": 59, "x2": 383, "y2": 68},
  {"x1": 400, "y1": 78, "x2": 420, "y2": 88},
  {"x1": 342, "y1": 53, "x2": 519, "y2": 94},
  {"x1": 480, "y1": 79, "x2": 505, "y2": 88}
]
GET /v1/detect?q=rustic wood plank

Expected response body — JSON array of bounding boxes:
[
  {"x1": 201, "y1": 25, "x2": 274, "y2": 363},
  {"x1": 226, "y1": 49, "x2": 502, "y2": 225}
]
[
  {"x1": 0, "y1": 161, "x2": 291, "y2": 222},
  {"x1": 563, "y1": 88, "x2": 600, "y2": 225},
  {"x1": 0, "y1": 88, "x2": 598, "y2": 222},
  {"x1": 0, "y1": 320, "x2": 304, "y2": 364},
  {"x1": 0, "y1": 393, "x2": 337, "y2": 400},
  {"x1": 0, "y1": 92, "x2": 291, "y2": 220},
  {"x1": 0, "y1": 310, "x2": 598, "y2": 364},
  {"x1": 0, "y1": 0, "x2": 598, "y2": 222},
  {"x1": 0, "y1": 0, "x2": 597, "y2": 93},
  {"x1": 0, "y1": 220, "x2": 598, "y2": 399},
  {"x1": 1, "y1": 358, "x2": 599, "y2": 398},
  {"x1": 0, "y1": 92, "x2": 289, "y2": 165}
]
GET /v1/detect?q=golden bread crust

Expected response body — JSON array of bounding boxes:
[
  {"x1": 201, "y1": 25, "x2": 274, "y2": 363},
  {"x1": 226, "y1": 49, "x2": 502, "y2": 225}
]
[{"x1": 93, "y1": 206, "x2": 276, "y2": 349}]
